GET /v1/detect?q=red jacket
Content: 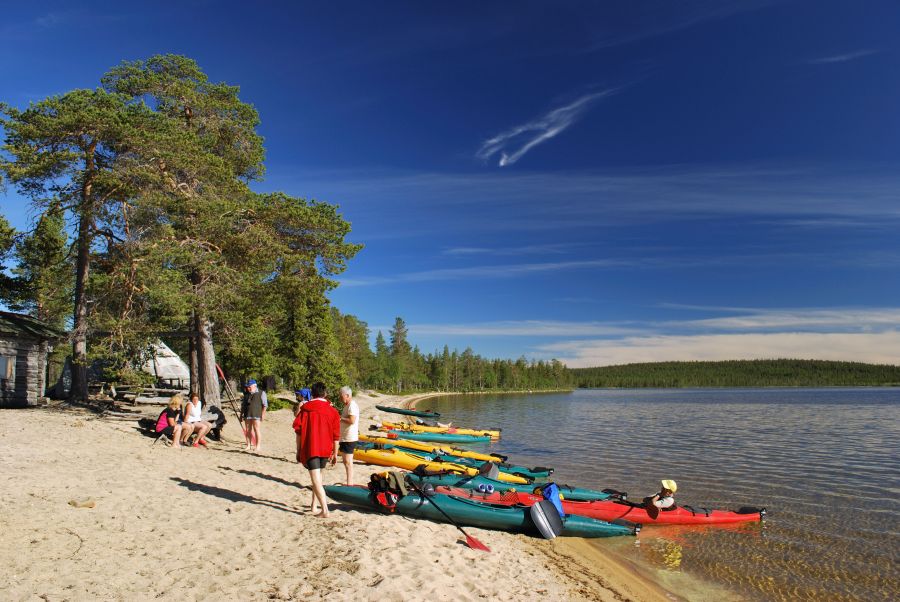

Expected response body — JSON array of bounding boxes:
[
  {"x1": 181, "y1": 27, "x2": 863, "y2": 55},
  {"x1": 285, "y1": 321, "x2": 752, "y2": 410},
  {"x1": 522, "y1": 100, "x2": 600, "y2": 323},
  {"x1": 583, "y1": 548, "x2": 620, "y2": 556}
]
[{"x1": 293, "y1": 398, "x2": 340, "y2": 464}]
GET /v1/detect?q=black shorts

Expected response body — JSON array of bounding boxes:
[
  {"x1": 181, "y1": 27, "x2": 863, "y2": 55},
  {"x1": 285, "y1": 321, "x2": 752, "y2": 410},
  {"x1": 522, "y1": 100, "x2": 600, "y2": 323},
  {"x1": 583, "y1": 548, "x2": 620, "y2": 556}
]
[
  {"x1": 159, "y1": 426, "x2": 176, "y2": 438},
  {"x1": 305, "y1": 457, "x2": 329, "y2": 470},
  {"x1": 339, "y1": 441, "x2": 357, "y2": 454}
]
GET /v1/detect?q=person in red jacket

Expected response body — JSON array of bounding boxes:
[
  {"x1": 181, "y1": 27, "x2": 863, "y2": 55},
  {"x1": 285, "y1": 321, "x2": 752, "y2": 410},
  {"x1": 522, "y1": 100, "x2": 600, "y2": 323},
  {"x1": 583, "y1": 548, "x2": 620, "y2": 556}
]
[{"x1": 293, "y1": 382, "x2": 340, "y2": 517}]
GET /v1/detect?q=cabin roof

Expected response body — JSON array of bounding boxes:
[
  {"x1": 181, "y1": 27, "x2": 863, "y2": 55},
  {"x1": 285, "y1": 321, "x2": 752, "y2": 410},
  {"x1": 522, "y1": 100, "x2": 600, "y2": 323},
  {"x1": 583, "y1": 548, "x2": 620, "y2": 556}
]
[{"x1": 0, "y1": 311, "x2": 66, "y2": 340}]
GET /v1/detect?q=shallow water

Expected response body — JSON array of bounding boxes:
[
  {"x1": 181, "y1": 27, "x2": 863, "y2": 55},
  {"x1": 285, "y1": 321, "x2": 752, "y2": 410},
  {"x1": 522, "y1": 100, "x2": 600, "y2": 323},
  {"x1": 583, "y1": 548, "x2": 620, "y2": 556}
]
[{"x1": 424, "y1": 388, "x2": 900, "y2": 601}]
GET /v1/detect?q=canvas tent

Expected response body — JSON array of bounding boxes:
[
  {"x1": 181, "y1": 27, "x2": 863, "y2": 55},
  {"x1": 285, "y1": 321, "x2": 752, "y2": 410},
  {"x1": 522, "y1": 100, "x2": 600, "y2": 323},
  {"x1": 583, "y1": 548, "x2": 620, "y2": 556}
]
[{"x1": 142, "y1": 341, "x2": 190, "y2": 388}]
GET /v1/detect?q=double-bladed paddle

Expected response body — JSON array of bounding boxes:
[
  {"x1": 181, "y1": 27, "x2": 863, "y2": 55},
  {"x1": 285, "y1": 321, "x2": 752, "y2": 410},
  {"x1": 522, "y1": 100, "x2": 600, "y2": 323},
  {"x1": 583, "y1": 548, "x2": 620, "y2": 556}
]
[{"x1": 406, "y1": 478, "x2": 491, "y2": 552}]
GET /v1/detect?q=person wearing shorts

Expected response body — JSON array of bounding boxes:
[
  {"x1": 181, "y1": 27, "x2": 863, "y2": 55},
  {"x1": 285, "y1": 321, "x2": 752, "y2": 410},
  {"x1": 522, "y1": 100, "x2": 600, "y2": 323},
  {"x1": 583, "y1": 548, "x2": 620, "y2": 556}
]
[
  {"x1": 338, "y1": 386, "x2": 359, "y2": 485},
  {"x1": 155, "y1": 395, "x2": 186, "y2": 447},
  {"x1": 241, "y1": 379, "x2": 268, "y2": 452},
  {"x1": 293, "y1": 382, "x2": 340, "y2": 517}
]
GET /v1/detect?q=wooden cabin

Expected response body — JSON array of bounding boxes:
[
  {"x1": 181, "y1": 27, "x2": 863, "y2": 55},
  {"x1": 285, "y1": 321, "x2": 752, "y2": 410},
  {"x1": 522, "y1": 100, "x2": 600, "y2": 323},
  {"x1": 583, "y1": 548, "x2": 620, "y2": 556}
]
[{"x1": 0, "y1": 311, "x2": 64, "y2": 408}]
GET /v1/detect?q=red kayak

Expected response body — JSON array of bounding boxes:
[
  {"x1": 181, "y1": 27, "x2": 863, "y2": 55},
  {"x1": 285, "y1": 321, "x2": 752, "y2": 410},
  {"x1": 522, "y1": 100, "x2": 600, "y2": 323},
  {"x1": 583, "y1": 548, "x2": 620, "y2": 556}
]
[{"x1": 434, "y1": 486, "x2": 766, "y2": 525}]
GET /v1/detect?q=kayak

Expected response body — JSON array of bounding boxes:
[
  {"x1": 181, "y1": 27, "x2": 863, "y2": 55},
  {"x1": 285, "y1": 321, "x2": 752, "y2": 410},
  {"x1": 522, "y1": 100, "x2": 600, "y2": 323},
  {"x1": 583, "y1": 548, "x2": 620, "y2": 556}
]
[
  {"x1": 407, "y1": 472, "x2": 624, "y2": 502},
  {"x1": 375, "y1": 404, "x2": 441, "y2": 419},
  {"x1": 359, "y1": 434, "x2": 508, "y2": 462},
  {"x1": 431, "y1": 452, "x2": 553, "y2": 481},
  {"x1": 381, "y1": 420, "x2": 501, "y2": 440},
  {"x1": 324, "y1": 484, "x2": 638, "y2": 538},
  {"x1": 353, "y1": 447, "x2": 530, "y2": 484},
  {"x1": 355, "y1": 442, "x2": 541, "y2": 482},
  {"x1": 381, "y1": 429, "x2": 492, "y2": 444},
  {"x1": 433, "y1": 486, "x2": 766, "y2": 525}
]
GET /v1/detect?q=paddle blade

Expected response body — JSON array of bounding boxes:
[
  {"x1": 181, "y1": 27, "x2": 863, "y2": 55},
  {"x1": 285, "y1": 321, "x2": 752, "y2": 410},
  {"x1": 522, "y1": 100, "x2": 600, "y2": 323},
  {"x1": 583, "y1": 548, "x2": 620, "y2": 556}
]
[{"x1": 465, "y1": 534, "x2": 491, "y2": 552}]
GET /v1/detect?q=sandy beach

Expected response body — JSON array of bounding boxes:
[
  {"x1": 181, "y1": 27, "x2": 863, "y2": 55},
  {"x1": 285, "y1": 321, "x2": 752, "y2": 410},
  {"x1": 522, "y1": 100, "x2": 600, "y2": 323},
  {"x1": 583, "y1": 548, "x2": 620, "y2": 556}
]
[{"x1": 0, "y1": 392, "x2": 672, "y2": 601}]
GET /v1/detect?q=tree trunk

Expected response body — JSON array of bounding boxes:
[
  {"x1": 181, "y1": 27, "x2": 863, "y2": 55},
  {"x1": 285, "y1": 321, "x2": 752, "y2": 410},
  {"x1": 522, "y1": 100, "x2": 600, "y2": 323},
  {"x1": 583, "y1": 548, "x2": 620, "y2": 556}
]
[
  {"x1": 70, "y1": 143, "x2": 96, "y2": 402},
  {"x1": 188, "y1": 315, "x2": 199, "y2": 396},
  {"x1": 195, "y1": 313, "x2": 220, "y2": 405}
]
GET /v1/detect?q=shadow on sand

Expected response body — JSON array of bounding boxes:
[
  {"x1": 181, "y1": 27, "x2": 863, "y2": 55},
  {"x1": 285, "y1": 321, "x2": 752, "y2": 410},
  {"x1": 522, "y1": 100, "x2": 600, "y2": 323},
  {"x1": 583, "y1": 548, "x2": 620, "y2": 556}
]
[{"x1": 170, "y1": 477, "x2": 305, "y2": 516}]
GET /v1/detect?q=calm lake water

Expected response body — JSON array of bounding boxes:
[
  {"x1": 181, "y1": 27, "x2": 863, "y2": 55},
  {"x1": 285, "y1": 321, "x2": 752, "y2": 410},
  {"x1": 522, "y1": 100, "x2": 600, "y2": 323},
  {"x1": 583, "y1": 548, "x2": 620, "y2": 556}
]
[{"x1": 423, "y1": 388, "x2": 900, "y2": 601}]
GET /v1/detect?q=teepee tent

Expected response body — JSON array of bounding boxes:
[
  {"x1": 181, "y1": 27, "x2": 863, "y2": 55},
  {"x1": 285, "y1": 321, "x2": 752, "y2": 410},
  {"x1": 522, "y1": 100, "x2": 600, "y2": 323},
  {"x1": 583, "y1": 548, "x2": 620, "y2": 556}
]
[{"x1": 142, "y1": 341, "x2": 190, "y2": 388}]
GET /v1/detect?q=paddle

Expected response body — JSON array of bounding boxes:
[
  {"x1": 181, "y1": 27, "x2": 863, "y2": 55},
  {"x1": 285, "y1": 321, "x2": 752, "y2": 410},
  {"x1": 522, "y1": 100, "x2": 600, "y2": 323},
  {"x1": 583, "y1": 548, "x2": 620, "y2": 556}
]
[
  {"x1": 405, "y1": 477, "x2": 491, "y2": 552},
  {"x1": 214, "y1": 364, "x2": 245, "y2": 434}
]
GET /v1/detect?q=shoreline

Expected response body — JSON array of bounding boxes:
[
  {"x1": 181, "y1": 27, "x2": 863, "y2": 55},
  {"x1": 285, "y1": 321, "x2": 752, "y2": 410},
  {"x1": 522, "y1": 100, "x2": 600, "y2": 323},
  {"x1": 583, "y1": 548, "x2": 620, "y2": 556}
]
[
  {"x1": 392, "y1": 391, "x2": 677, "y2": 601},
  {"x1": 0, "y1": 392, "x2": 671, "y2": 601}
]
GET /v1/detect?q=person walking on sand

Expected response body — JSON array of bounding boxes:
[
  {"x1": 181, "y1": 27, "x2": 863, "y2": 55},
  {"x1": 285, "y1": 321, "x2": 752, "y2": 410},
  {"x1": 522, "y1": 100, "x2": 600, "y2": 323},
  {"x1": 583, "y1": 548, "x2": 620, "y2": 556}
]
[
  {"x1": 293, "y1": 382, "x2": 340, "y2": 517},
  {"x1": 338, "y1": 386, "x2": 360, "y2": 485},
  {"x1": 241, "y1": 379, "x2": 267, "y2": 452}
]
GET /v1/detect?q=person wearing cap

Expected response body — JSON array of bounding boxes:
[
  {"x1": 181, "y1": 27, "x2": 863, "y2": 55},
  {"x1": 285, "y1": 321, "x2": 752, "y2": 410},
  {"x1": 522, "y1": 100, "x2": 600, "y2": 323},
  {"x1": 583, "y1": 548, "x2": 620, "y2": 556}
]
[
  {"x1": 241, "y1": 379, "x2": 268, "y2": 452},
  {"x1": 647, "y1": 479, "x2": 678, "y2": 509}
]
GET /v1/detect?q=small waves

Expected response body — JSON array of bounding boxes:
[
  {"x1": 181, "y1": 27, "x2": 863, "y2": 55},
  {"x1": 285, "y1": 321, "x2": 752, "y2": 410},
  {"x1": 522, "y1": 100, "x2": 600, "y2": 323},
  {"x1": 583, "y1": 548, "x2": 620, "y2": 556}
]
[{"x1": 429, "y1": 388, "x2": 900, "y2": 601}]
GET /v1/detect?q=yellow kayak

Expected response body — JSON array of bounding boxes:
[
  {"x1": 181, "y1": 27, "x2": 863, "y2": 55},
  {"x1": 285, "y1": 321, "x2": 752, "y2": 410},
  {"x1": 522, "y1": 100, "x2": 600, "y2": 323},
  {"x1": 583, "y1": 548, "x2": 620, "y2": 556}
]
[
  {"x1": 353, "y1": 447, "x2": 529, "y2": 484},
  {"x1": 381, "y1": 420, "x2": 501, "y2": 440},
  {"x1": 359, "y1": 434, "x2": 508, "y2": 463}
]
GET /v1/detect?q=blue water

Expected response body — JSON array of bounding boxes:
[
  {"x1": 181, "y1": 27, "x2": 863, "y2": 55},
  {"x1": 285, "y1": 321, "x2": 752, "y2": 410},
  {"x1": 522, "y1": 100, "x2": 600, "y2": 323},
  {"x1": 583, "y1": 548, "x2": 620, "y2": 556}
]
[{"x1": 425, "y1": 388, "x2": 900, "y2": 601}]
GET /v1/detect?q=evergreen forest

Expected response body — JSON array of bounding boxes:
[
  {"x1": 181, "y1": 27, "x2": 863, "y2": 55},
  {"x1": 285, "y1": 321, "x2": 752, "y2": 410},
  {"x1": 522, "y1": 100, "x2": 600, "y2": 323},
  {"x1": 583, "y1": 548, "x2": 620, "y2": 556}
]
[{"x1": 571, "y1": 359, "x2": 900, "y2": 388}]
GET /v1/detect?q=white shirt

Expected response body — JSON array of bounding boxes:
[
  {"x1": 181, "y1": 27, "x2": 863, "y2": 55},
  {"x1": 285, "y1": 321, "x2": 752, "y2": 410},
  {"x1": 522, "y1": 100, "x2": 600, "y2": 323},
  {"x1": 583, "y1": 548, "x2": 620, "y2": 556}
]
[{"x1": 340, "y1": 399, "x2": 360, "y2": 442}]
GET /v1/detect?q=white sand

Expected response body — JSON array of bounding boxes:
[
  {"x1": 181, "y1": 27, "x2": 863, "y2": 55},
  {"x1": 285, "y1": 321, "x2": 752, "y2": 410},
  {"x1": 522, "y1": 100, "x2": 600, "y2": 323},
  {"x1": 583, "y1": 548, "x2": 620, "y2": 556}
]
[{"x1": 0, "y1": 393, "x2": 671, "y2": 601}]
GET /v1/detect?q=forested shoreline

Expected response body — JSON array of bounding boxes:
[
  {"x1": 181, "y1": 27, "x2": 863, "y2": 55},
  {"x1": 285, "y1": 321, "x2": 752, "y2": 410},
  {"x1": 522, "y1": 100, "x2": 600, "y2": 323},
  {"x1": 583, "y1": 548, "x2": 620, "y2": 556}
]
[{"x1": 571, "y1": 359, "x2": 900, "y2": 388}]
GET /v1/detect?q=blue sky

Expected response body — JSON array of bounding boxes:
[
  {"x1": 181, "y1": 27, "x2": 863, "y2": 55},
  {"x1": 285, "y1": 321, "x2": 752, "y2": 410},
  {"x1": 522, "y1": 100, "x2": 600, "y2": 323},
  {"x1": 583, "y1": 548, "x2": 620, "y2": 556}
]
[{"x1": 2, "y1": 1, "x2": 899, "y2": 367}]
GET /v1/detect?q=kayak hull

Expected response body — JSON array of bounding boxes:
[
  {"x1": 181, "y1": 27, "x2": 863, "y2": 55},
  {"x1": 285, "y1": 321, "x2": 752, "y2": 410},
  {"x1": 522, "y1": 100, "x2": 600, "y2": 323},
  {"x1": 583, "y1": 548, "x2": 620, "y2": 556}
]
[
  {"x1": 382, "y1": 429, "x2": 492, "y2": 444},
  {"x1": 382, "y1": 420, "x2": 501, "y2": 440},
  {"x1": 359, "y1": 434, "x2": 507, "y2": 462},
  {"x1": 353, "y1": 447, "x2": 529, "y2": 484},
  {"x1": 434, "y1": 487, "x2": 765, "y2": 525},
  {"x1": 324, "y1": 485, "x2": 636, "y2": 538},
  {"x1": 407, "y1": 473, "x2": 621, "y2": 502},
  {"x1": 375, "y1": 405, "x2": 441, "y2": 419}
]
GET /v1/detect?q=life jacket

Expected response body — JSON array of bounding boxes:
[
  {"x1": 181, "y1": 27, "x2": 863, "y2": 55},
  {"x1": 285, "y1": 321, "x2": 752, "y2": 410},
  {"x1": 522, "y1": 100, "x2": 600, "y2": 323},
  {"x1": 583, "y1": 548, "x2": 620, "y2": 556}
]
[{"x1": 368, "y1": 471, "x2": 408, "y2": 513}]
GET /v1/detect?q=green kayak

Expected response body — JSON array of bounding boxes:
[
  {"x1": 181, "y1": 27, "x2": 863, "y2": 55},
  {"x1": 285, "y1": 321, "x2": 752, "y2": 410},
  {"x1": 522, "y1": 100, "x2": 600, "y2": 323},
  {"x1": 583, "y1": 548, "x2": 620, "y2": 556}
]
[
  {"x1": 375, "y1": 405, "x2": 441, "y2": 419},
  {"x1": 407, "y1": 472, "x2": 625, "y2": 502},
  {"x1": 324, "y1": 485, "x2": 637, "y2": 538},
  {"x1": 384, "y1": 429, "x2": 492, "y2": 444}
]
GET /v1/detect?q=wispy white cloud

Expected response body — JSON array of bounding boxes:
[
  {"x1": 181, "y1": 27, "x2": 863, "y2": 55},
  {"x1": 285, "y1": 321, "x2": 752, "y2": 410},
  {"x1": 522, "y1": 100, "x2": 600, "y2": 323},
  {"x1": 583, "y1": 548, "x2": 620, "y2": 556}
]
[
  {"x1": 340, "y1": 258, "x2": 632, "y2": 287},
  {"x1": 476, "y1": 90, "x2": 619, "y2": 167},
  {"x1": 806, "y1": 49, "x2": 879, "y2": 65},
  {"x1": 407, "y1": 320, "x2": 637, "y2": 337},
  {"x1": 388, "y1": 307, "x2": 900, "y2": 366},
  {"x1": 539, "y1": 331, "x2": 900, "y2": 368},
  {"x1": 278, "y1": 165, "x2": 900, "y2": 232},
  {"x1": 676, "y1": 307, "x2": 900, "y2": 332},
  {"x1": 442, "y1": 243, "x2": 575, "y2": 257}
]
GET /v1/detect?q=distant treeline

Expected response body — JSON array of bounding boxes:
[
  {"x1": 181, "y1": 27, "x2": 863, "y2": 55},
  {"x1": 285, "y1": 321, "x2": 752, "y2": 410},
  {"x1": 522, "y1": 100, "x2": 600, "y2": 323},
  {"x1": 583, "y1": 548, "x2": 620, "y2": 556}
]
[{"x1": 570, "y1": 359, "x2": 900, "y2": 388}]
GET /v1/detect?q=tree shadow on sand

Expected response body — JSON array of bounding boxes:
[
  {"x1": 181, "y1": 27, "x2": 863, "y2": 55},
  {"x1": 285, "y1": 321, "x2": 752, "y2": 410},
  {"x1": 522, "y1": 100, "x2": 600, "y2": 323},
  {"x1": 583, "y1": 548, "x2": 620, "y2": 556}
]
[
  {"x1": 170, "y1": 477, "x2": 305, "y2": 515},
  {"x1": 218, "y1": 466, "x2": 307, "y2": 490}
]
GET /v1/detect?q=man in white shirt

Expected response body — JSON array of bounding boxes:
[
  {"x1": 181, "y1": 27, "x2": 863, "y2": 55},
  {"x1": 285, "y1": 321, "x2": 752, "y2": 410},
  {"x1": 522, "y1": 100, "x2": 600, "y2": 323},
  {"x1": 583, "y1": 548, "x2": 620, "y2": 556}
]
[{"x1": 338, "y1": 386, "x2": 360, "y2": 485}]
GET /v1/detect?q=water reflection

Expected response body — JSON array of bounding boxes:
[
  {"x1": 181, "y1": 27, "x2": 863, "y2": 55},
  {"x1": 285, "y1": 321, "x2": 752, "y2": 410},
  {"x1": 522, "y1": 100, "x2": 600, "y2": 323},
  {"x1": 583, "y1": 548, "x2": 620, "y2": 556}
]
[{"x1": 428, "y1": 388, "x2": 900, "y2": 601}]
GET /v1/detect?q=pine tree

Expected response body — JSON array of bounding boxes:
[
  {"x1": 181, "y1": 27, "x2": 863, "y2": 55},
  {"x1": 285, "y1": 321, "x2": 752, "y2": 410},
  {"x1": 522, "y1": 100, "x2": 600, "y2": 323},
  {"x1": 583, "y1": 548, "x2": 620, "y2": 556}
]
[{"x1": 12, "y1": 200, "x2": 72, "y2": 328}]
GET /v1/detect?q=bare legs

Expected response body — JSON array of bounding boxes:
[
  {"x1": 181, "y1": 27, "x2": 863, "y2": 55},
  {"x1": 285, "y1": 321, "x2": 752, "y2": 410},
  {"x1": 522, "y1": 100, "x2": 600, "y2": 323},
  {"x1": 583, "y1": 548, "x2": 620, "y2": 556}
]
[
  {"x1": 245, "y1": 419, "x2": 261, "y2": 451},
  {"x1": 308, "y1": 467, "x2": 329, "y2": 517},
  {"x1": 180, "y1": 423, "x2": 195, "y2": 445},
  {"x1": 341, "y1": 451, "x2": 354, "y2": 485}
]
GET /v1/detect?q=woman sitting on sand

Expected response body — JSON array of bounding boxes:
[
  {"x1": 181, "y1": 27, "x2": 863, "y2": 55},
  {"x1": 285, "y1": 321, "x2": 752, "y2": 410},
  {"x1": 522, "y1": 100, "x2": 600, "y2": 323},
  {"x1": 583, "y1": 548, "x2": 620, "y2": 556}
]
[
  {"x1": 155, "y1": 395, "x2": 187, "y2": 447},
  {"x1": 181, "y1": 393, "x2": 213, "y2": 448}
]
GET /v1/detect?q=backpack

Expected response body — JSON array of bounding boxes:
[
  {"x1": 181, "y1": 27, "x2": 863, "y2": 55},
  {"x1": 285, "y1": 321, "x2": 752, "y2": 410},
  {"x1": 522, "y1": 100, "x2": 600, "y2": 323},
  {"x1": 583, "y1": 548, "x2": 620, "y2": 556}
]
[{"x1": 367, "y1": 471, "x2": 408, "y2": 513}]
